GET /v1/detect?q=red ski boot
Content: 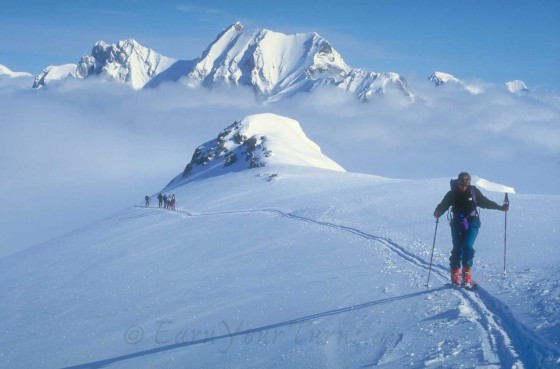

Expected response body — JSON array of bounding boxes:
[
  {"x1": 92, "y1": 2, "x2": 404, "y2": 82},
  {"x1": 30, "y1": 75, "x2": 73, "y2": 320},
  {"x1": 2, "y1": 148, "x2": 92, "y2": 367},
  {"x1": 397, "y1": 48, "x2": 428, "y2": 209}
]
[
  {"x1": 451, "y1": 268, "x2": 460, "y2": 285},
  {"x1": 462, "y1": 267, "x2": 473, "y2": 288}
]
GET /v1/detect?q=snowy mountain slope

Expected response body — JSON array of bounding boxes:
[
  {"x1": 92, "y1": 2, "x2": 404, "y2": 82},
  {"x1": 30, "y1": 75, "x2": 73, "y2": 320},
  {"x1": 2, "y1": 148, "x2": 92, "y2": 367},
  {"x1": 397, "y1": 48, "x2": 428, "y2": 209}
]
[
  {"x1": 31, "y1": 22, "x2": 415, "y2": 101},
  {"x1": 33, "y1": 39, "x2": 177, "y2": 89},
  {"x1": 1, "y1": 167, "x2": 558, "y2": 369},
  {"x1": 165, "y1": 113, "x2": 345, "y2": 189}
]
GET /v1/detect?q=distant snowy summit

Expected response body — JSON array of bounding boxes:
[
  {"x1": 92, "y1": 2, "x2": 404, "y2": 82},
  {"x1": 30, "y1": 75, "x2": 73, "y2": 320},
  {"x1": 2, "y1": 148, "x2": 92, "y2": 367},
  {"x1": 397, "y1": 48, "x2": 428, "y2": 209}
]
[
  {"x1": 164, "y1": 113, "x2": 344, "y2": 189},
  {"x1": 505, "y1": 80, "x2": 529, "y2": 95},
  {"x1": 427, "y1": 71, "x2": 485, "y2": 94},
  {"x1": 428, "y1": 71, "x2": 529, "y2": 95},
  {"x1": 33, "y1": 39, "x2": 176, "y2": 89},
  {"x1": 31, "y1": 22, "x2": 415, "y2": 102},
  {"x1": 427, "y1": 71, "x2": 461, "y2": 86},
  {"x1": 180, "y1": 22, "x2": 415, "y2": 102}
]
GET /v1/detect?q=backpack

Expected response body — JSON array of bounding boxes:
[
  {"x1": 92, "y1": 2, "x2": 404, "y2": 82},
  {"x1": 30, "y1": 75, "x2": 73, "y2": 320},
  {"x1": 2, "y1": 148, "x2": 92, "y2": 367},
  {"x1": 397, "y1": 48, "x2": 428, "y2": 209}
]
[
  {"x1": 449, "y1": 179, "x2": 477, "y2": 206},
  {"x1": 449, "y1": 179, "x2": 479, "y2": 229}
]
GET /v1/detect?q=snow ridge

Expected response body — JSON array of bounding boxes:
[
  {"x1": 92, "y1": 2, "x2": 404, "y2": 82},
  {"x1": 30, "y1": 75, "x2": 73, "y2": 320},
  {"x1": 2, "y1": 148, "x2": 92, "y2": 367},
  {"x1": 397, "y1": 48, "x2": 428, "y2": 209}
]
[{"x1": 1, "y1": 167, "x2": 558, "y2": 368}]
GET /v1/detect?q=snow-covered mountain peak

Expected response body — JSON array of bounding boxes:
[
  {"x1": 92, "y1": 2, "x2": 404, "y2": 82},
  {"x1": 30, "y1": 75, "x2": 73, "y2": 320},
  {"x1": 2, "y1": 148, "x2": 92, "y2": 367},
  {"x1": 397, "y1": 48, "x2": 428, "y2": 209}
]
[
  {"x1": 186, "y1": 24, "x2": 352, "y2": 97},
  {"x1": 427, "y1": 71, "x2": 489, "y2": 95},
  {"x1": 224, "y1": 21, "x2": 245, "y2": 35},
  {"x1": 77, "y1": 38, "x2": 177, "y2": 89},
  {"x1": 30, "y1": 23, "x2": 415, "y2": 100},
  {"x1": 165, "y1": 113, "x2": 345, "y2": 188},
  {"x1": 33, "y1": 39, "x2": 177, "y2": 89},
  {"x1": 428, "y1": 71, "x2": 461, "y2": 86}
]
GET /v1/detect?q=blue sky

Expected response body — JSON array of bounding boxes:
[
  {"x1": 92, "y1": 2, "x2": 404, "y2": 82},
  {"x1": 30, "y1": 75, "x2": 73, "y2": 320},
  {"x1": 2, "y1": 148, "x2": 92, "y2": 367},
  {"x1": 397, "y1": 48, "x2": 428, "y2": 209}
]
[{"x1": 1, "y1": 0, "x2": 559, "y2": 89}]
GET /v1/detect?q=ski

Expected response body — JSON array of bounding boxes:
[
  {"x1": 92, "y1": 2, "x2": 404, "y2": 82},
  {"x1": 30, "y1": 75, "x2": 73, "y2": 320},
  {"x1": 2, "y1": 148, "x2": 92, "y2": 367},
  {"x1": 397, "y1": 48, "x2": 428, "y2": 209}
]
[
  {"x1": 462, "y1": 281, "x2": 479, "y2": 291},
  {"x1": 445, "y1": 281, "x2": 479, "y2": 291}
]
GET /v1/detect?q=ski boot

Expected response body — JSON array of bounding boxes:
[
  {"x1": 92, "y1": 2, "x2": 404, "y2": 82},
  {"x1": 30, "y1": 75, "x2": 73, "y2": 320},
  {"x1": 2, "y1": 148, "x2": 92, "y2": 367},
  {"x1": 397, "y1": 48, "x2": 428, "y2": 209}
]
[
  {"x1": 451, "y1": 268, "x2": 460, "y2": 286},
  {"x1": 462, "y1": 266, "x2": 473, "y2": 288}
]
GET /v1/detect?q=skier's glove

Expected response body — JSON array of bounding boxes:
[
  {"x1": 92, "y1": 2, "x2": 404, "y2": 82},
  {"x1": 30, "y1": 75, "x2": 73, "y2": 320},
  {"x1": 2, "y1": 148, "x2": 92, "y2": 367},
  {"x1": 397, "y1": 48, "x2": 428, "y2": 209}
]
[
  {"x1": 433, "y1": 210, "x2": 441, "y2": 218},
  {"x1": 501, "y1": 204, "x2": 509, "y2": 212}
]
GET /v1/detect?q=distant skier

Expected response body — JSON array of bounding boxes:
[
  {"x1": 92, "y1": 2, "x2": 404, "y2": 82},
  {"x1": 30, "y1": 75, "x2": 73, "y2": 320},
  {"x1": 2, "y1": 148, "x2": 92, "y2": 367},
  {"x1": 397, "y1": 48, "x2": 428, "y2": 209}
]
[
  {"x1": 145, "y1": 195, "x2": 150, "y2": 208},
  {"x1": 157, "y1": 193, "x2": 164, "y2": 208},
  {"x1": 433, "y1": 172, "x2": 509, "y2": 287}
]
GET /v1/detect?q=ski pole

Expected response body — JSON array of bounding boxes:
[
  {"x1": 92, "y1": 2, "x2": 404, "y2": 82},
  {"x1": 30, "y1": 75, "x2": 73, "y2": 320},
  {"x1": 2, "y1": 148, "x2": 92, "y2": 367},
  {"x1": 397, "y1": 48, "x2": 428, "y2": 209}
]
[
  {"x1": 503, "y1": 193, "x2": 509, "y2": 275},
  {"x1": 426, "y1": 217, "x2": 439, "y2": 289}
]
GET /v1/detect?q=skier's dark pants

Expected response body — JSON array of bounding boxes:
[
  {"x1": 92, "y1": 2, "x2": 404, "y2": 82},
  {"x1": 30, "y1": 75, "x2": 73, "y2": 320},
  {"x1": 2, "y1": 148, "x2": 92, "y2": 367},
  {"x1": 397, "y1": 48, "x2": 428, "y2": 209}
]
[{"x1": 450, "y1": 217, "x2": 480, "y2": 269}]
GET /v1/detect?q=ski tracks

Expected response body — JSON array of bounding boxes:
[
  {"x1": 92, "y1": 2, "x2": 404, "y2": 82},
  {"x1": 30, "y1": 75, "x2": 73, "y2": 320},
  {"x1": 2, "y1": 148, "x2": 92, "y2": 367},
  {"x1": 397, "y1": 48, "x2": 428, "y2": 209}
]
[{"x1": 146, "y1": 205, "x2": 559, "y2": 368}]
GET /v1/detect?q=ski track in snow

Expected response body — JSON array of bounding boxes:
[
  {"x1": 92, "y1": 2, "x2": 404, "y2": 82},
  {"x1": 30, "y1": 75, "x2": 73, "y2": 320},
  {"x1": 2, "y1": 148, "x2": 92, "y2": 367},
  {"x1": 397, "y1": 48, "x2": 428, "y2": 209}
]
[{"x1": 130, "y1": 205, "x2": 558, "y2": 368}]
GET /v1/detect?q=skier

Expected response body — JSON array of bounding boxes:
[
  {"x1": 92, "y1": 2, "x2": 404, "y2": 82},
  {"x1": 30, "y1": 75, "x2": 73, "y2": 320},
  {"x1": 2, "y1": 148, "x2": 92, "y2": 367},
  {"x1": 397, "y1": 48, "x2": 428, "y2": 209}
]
[
  {"x1": 157, "y1": 193, "x2": 164, "y2": 208},
  {"x1": 145, "y1": 195, "x2": 150, "y2": 208},
  {"x1": 433, "y1": 172, "x2": 509, "y2": 287}
]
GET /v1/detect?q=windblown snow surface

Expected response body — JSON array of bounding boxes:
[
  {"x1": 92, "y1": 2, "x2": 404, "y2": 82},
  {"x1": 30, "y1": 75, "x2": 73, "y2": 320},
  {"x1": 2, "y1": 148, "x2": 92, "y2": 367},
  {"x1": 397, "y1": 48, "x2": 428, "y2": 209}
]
[{"x1": 0, "y1": 115, "x2": 559, "y2": 368}]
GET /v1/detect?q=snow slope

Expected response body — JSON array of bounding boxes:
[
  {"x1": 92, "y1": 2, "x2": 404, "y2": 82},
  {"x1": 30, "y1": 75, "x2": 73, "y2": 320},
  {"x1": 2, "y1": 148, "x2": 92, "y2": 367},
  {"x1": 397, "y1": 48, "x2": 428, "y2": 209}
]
[{"x1": 0, "y1": 115, "x2": 558, "y2": 368}]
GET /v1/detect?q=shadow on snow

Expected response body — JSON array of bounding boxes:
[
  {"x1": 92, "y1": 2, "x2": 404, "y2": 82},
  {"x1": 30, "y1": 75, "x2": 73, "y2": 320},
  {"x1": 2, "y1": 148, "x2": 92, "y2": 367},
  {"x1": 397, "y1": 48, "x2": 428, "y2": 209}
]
[{"x1": 62, "y1": 288, "x2": 443, "y2": 369}]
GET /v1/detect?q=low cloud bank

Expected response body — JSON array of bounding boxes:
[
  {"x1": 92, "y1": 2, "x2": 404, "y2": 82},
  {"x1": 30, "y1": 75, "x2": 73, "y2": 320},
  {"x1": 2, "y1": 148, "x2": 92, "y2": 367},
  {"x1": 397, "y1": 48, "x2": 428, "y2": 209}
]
[{"x1": 1, "y1": 78, "x2": 558, "y2": 256}]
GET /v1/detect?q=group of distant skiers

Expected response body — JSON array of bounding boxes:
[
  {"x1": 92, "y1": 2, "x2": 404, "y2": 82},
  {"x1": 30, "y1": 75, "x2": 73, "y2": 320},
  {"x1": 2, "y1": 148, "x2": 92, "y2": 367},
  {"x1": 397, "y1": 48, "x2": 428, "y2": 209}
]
[{"x1": 144, "y1": 193, "x2": 177, "y2": 210}]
